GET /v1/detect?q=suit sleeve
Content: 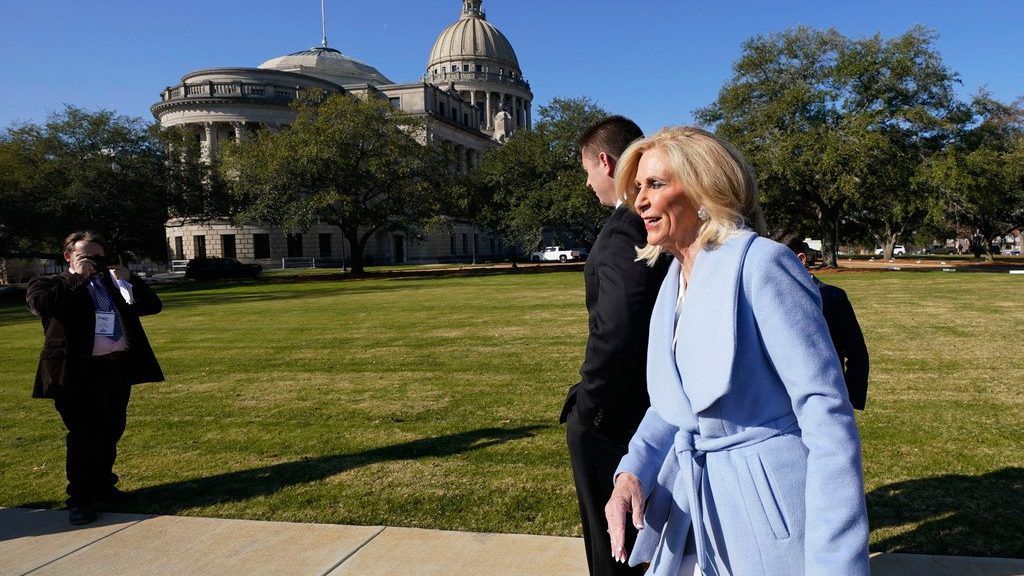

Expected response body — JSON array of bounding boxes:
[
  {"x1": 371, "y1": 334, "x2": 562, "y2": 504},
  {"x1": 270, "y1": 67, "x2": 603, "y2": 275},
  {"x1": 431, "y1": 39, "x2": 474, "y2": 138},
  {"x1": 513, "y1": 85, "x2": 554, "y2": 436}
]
[
  {"x1": 746, "y1": 243, "x2": 869, "y2": 575},
  {"x1": 834, "y1": 290, "x2": 869, "y2": 410},
  {"x1": 127, "y1": 274, "x2": 162, "y2": 316},
  {"x1": 574, "y1": 217, "x2": 659, "y2": 426},
  {"x1": 26, "y1": 273, "x2": 90, "y2": 318}
]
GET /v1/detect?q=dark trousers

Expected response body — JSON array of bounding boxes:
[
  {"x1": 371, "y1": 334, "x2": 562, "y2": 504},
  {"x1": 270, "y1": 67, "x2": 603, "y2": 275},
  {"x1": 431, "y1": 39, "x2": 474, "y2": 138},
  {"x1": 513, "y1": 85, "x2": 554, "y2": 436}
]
[
  {"x1": 567, "y1": 410, "x2": 645, "y2": 576},
  {"x1": 53, "y1": 357, "x2": 132, "y2": 507}
]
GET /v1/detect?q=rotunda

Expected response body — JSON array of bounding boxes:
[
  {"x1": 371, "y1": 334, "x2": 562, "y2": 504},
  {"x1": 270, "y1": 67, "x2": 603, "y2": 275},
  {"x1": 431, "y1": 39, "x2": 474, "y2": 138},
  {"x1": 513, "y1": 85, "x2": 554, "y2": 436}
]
[
  {"x1": 426, "y1": 0, "x2": 531, "y2": 135},
  {"x1": 259, "y1": 46, "x2": 393, "y2": 87}
]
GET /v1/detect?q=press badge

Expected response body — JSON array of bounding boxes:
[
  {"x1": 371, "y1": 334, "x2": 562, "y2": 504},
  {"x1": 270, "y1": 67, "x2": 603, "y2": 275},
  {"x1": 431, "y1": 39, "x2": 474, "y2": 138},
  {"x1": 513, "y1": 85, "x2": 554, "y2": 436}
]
[{"x1": 95, "y1": 313, "x2": 117, "y2": 335}]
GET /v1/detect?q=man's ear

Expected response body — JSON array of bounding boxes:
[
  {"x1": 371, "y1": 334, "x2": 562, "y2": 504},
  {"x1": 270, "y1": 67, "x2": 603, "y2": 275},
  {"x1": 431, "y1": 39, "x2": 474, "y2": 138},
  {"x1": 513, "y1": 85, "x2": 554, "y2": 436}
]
[
  {"x1": 598, "y1": 152, "x2": 615, "y2": 178},
  {"x1": 797, "y1": 253, "x2": 808, "y2": 266},
  {"x1": 63, "y1": 251, "x2": 73, "y2": 264}
]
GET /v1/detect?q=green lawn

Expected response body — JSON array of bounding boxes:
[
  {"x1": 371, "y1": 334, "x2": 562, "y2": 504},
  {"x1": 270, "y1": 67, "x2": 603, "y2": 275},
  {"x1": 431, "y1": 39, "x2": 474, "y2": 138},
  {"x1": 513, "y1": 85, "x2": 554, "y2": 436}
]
[{"x1": 1, "y1": 270, "x2": 1021, "y2": 556}]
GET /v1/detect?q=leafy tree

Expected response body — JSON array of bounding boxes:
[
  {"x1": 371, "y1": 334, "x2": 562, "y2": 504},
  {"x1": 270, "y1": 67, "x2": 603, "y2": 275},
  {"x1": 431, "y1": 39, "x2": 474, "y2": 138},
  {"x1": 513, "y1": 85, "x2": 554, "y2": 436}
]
[
  {"x1": 470, "y1": 97, "x2": 610, "y2": 256},
  {"x1": 223, "y1": 91, "x2": 451, "y2": 273},
  {"x1": 923, "y1": 94, "x2": 1024, "y2": 261},
  {"x1": 0, "y1": 106, "x2": 167, "y2": 281},
  {"x1": 697, "y1": 26, "x2": 961, "y2": 264},
  {"x1": 160, "y1": 125, "x2": 233, "y2": 224},
  {"x1": 839, "y1": 27, "x2": 962, "y2": 259}
]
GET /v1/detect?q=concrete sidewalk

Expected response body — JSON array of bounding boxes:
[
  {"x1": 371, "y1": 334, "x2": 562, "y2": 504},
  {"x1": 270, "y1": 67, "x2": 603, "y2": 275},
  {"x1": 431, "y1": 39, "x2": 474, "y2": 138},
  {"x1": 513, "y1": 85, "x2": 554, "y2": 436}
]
[{"x1": 2, "y1": 508, "x2": 1022, "y2": 576}]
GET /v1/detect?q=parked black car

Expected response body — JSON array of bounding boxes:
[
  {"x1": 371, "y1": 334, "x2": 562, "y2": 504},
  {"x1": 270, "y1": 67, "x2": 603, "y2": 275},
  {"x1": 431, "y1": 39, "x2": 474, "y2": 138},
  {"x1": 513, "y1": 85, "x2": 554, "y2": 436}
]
[{"x1": 185, "y1": 258, "x2": 262, "y2": 280}]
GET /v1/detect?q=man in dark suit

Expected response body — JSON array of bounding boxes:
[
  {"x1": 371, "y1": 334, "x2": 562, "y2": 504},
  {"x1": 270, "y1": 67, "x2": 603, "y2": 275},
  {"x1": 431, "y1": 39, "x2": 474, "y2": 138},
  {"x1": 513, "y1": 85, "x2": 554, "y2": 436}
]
[
  {"x1": 787, "y1": 238, "x2": 869, "y2": 409},
  {"x1": 27, "y1": 231, "x2": 164, "y2": 525},
  {"x1": 560, "y1": 117, "x2": 669, "y2": 576}
]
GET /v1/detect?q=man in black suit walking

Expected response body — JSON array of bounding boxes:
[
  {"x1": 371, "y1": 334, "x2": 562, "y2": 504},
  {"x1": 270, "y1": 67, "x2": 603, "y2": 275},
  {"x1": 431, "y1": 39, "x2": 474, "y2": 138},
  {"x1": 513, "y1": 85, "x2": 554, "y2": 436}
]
[
  {"x1": 27, "y1": 231, "x2": 164, "y2": 525},
  {"x1": 560, "y1": 117, "x2": 669, "y2": 576},
  {"x1": 787, "y1": 238, "x2": 869, "y2": 409}
]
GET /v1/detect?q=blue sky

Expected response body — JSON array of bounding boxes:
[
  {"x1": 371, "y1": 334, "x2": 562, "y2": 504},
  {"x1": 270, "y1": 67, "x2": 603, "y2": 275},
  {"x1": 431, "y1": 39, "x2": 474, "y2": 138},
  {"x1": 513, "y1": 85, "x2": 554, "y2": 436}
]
[{"x1": 2, "y1": 0, "x2": 1021, "y2": 135}]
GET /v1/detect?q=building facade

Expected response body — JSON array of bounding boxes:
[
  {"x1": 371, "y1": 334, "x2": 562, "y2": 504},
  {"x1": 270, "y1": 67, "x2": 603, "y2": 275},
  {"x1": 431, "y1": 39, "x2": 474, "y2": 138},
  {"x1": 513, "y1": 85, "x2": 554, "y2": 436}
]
[{"x1": 153, "y1": 0, "x2": 530, "y2": 266}]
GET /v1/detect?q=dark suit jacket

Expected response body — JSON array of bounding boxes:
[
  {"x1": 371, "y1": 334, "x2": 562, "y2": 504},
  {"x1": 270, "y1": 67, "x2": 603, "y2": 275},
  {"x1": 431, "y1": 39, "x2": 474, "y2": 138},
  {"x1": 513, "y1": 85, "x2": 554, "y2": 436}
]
[
  {"x1": 27, "y1": 270, "x2": 164, "y2": 399},
  {"x1": 815, "y1": 277, "x2": 869, "y2": 410},
  {"x1": 560, "y1": 205, "x2": 670, "y2": 434}
]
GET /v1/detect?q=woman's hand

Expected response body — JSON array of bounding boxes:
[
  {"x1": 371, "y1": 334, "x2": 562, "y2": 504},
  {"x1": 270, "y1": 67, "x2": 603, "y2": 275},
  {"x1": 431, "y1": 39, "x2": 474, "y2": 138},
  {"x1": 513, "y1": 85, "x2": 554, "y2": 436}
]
[{"x1": 605, "y1": 472, "x2": 645, "y2": 563}]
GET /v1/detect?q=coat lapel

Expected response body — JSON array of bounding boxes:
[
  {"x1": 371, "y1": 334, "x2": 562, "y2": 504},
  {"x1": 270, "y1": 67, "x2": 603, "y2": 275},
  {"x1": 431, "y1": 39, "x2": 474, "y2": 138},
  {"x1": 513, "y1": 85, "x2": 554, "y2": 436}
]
[
  {"x1": 675, "y1": 230, "x2": 757, "y2": 414},
  {"x1": 646, "y1": 258, "x2": 692, "y2": 427}
]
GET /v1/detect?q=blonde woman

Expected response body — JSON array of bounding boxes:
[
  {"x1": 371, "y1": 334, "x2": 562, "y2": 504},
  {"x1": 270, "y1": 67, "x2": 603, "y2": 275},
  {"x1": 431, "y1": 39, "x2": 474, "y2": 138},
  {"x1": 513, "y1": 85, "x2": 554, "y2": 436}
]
[{"x1": 604, "y1": 127, "x2": 869, "y2": 576}]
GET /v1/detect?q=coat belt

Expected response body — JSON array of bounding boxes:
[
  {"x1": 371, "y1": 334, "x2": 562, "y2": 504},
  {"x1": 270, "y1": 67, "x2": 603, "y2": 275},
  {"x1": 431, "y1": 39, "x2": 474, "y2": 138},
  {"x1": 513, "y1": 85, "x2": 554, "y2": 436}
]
[{"x1": 636, "y1": 413, "x2": 800, "y2": 576}]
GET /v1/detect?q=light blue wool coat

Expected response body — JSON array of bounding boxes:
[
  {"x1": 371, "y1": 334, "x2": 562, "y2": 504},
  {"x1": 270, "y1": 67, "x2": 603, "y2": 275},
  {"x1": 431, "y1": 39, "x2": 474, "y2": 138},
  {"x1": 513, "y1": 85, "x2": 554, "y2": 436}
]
[{"x1": 615, "y1": 230, "x2": 870, "y2": 576}]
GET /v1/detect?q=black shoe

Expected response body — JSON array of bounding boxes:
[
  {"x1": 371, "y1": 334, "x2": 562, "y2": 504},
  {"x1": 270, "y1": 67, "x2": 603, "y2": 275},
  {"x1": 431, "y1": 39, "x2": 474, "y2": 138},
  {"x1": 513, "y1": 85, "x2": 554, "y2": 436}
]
[
  {"x1": 68, "y1": 506, "x2": 98, "y2": 526},
  {"x1": 102, "y1": 486, "x2": 130, "y2": 502}
]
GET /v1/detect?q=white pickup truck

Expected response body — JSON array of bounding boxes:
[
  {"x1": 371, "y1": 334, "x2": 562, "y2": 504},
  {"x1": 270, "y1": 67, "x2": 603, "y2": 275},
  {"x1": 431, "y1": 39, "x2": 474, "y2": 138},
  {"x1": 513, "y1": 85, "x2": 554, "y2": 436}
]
[{"x1": 529, "y1": 246, "x2": 586, "y2": 263}]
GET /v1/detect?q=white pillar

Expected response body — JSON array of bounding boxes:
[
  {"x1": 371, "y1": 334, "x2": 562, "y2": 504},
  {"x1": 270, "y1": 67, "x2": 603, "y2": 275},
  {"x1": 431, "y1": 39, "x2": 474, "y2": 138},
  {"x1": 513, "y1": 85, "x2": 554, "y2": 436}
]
[
  {"x1": 485, "y1": 91, "x2": 492, "y2": 129},
  {"x1": 203, "y1": 122, "x2": 218, "y2": 161}
]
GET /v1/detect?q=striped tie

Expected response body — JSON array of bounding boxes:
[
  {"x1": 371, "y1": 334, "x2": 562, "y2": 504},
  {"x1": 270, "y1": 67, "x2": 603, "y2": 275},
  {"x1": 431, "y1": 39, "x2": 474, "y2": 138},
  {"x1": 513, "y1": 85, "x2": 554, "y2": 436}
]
[{"x1": 86, "y1": 277, "x2": 124, "y2": 342}]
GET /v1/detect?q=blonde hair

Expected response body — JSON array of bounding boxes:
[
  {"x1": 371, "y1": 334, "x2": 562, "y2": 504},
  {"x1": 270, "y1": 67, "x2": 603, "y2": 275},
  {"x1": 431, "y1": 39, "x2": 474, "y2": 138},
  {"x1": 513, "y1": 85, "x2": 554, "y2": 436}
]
[{"x1": 615, "y1": 126, "x2": 766, "y2": 265}]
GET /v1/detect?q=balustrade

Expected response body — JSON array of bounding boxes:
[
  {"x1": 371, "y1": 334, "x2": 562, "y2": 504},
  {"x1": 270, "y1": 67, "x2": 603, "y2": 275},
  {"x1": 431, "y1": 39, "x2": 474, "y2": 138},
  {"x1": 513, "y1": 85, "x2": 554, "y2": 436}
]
[{"x1": 160, "y1": 80, "x2": 308, "y2": 103}]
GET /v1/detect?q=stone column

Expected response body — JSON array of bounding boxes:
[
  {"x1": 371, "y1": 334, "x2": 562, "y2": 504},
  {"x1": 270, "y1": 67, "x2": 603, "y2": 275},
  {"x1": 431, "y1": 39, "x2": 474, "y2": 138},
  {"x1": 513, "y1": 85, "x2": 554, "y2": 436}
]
[
  {"x1": 203, "y1": 122, "x2": 218, "y2": 161},
  {"x1": 526, "y1": 102, "x2": 532, "y2": 129},
  {"x1": 469, "y1": 91, "x2": 478, "y2": 128},
  {"x1": 485, "y1": 92, "x2": 492, "y2": 129},
  {"x1": 231, "y1": 122, "x2": 246, "y2": 142}
]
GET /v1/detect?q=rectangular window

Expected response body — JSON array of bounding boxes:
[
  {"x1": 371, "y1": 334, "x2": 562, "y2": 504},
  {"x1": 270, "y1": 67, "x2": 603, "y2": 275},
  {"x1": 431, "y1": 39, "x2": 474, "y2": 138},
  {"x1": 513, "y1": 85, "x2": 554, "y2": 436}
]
[
  {"x1": 475, "y1": 64, "x2": 482, "y2": 72},
  {"x1": 462, "y1": 233, "x2": 468, "y2": 255},
  {"x1": 174, "y1": 236, "x2": 184, "y2": 260},
  {"x1": 489, "y1": 237, "x2": 495, "y2": 254},
  {"x1": 319, "y1": 233, "x2": 332, "y2": 257},
  {"x1": 450, "y1": 234, "x2": 456, "y2": 255},
  {"x1": 463, "y1": 64, "x2": 470, "y2": 72},
  {"x1": 253, "y1": 234, "x2": 270, "y2": 259},
  {"x1": 389, "y1": 97, "x2": 400, "y2": 109},
  {"x1": 193, "y1": 235, "x2": 206, "y2": 259},
  {"x1": 221, "y1": 234, "x2": 236, "y2": 259},
  {"x1": 287, "y1": 233, "x2": 303, "y2": 257},
  {"x1": 439, "y1": 102, "x2": 446, "y2": 117},
  {"x1": 463, "y1": 112, "x2": 469, "y2": 125},
  {"x1": 451, "y1": 65, "x2": 458, "y2": 72},
  {"x1": 474, "y1": 234, "x2": 479, "y2": 254}
]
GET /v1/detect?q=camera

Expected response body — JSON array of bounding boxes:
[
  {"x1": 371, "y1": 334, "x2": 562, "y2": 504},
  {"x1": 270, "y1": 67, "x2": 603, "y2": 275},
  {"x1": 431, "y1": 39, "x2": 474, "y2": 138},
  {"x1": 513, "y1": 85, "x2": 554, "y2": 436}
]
[{"x1": 81, "y1": 255, "x2": 110, "y2": 269}]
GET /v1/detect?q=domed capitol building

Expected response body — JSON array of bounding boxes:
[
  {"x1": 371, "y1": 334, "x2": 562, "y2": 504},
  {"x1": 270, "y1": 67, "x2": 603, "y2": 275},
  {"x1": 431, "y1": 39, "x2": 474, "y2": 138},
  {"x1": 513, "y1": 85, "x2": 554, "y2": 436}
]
[{"x1": 153, "y1": 0, "x2": 531, "y2": 266}]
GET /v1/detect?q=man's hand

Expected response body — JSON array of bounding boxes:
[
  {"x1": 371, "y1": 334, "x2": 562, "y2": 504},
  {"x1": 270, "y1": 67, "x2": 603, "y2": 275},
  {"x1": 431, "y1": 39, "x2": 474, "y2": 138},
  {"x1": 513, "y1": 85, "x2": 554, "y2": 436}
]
[
  {"x1": 76, "y1": 260, "x2": 98, "y2": 277},
  {"x1": 605, "y1": 472, "x2": 645, "y2": 564}
]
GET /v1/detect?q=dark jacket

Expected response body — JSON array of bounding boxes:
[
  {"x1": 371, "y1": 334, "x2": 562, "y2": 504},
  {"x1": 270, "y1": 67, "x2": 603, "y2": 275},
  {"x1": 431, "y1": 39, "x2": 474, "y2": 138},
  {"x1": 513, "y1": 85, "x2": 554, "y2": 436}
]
[
  {"x1": 814, "y1": 276, "x2": 869, "y2": 410},
  {"x1": 560, "y1": 205, "x2": 670, "y2": 434},
  {"x1": 27, "y1": 270, "x2": 164, "y2": 398}
]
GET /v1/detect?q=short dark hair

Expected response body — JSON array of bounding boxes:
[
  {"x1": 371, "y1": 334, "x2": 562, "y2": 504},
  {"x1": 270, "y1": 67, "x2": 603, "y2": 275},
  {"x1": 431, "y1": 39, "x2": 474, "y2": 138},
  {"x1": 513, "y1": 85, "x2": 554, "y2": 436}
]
[
  {"x1": 578, "y1": 115, "x2": 643, "y2": 162},
  {"x1": 63, "y1": 231, "x2": 108, "y2": 254},
  {"x1": 786, "y1": 237, "x2": 810, "y2": 255}
]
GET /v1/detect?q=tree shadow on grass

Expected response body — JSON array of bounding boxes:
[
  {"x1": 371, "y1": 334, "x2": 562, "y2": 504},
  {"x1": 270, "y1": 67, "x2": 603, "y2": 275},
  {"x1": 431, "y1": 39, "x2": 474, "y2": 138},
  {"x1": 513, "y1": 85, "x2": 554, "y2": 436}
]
[
  {"x1": 0, "y1": 294, "x2": 33, "y2": 326},
  {"x1": 120, "y1": 426, "x2": 546, "y2": 514},
  {"x1": 157, "y1": 283, "x2": 421, "y2": 310},
  {"x1": 867, "y1": 467, "x2": 1024, "y2": 558},
  {"x1": 6, "y1": 426, "x2": 548, "y2": 541}
]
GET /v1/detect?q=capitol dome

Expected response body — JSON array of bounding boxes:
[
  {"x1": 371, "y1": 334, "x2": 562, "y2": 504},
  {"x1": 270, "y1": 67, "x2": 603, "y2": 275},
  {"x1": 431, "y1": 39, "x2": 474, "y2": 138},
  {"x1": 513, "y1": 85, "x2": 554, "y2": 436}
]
[
  {"x1": 427, "y1": 0, "x2": 521, "y2": 77},
  {"x1": 259, "y1": 46, "x2": 393, "y2": 87},
  {"x1": 424, "y1": 0, "x2": 531, "y2": 137}
]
